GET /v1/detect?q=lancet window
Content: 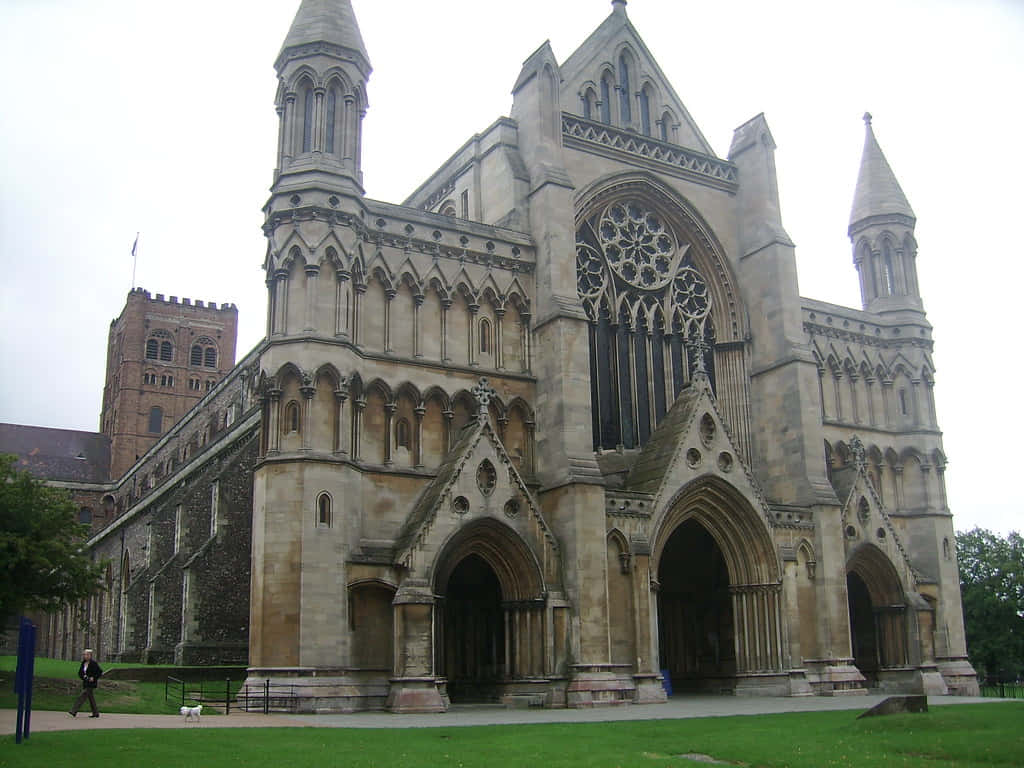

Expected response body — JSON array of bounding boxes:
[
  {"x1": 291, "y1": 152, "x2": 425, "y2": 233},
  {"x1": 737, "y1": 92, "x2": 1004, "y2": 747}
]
[{"x1": 577, "y1": 199, "x2": 715, "y2": 451}]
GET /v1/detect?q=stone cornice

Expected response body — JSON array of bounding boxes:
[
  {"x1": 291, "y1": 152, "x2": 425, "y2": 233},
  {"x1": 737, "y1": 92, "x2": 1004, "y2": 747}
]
[
  {"x1": 562, "y1": 113, "x2": 738, "y2": 193},
  {"x1": 265, "y1": 204, "x2": 535, "y2": 275},
  {"x1": 803, "y1": 321, "x2": 934, "y2": 352}
]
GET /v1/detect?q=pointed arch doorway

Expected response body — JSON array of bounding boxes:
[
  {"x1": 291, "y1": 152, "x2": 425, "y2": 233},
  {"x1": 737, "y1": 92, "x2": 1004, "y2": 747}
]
[
  {"x1": 846, "y1": 545, "x2": 909, "y2": 687},
  {"x1": 653, "y1": 479, "x2": 785, "y2": 694},
  {"x1": 432, "y1": 518, "x2": 548, "y2": 704}
]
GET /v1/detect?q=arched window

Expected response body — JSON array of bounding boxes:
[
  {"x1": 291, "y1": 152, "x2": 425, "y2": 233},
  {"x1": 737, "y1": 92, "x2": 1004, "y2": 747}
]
[
  {"x1": 148, "y1": 406, "x2": 163, "y2": 434},
  {"x1": 189, "y1": 377, "x2": 200, "y2": 391},
  {"x1": 191, "y1": 338, "x2": 217, "y2": 368},
  {"x1": 600, "y1": 75, "x2": 612, "y2": 124},
  {"x1": 882, "y1": 240, "x2": 896, "y2": 295},
  {"x1": 147, "y1": 329, "x2": 173, "y2": 361},
  {"x1": 582, "y1": 87, "x2": 597, "y2": 120},
  {"x1": 191, "y1": 345, "x2": 202, "y2": 366},
  {"x1": 301, "y1": 85, "x2": 314, "y2": 153},
  {"x1": 316, "y1": 492, "x2": 332, "y2": 527},
  {"x1": 639, "y1": 86, "x2": 652, "y2": 136},
  {"x1": 618, "y1": 55, "x2": 632, "y2": 124},
  {"x1": 325, "y1": 87, "x2": 338, "y2": 154},
  {"x1": 78, "y1": 507, "x2": 92, "y2": 524},
  {"x1": 395, "y1": 418, "x2": 411, "y2": 450},
  {"x1": 204, "y1": 346, "x2": 217, "y2": 368},
  {"x1": 285, "y1": 401, "x2": 300, "y2": 433},
  {"x1": 479, "y1": 318, "x2": 491, "y2": 354}
]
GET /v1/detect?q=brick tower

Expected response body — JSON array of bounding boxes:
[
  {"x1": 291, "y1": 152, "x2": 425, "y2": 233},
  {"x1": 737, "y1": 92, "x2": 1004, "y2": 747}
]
[{"x1": 100, "y1": 288, "x2": 239, "y2": 478}]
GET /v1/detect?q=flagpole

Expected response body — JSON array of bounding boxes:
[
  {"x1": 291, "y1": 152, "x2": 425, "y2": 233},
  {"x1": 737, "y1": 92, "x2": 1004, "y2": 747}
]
[{"x1": 131, "y1": 233, "x2": 139, "y2": 290}]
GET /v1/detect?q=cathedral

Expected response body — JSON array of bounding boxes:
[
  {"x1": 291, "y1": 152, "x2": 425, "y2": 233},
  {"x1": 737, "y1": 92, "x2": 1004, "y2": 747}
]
[{"x1": 18, "y1": 0, "x2": 978, "y2": 711}]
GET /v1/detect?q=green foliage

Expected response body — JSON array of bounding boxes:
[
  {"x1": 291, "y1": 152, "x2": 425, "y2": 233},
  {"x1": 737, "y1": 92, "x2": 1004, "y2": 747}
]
[
  {"x1": 957, "y1": 527, "x2": 1024, "y2": 682},
  {"x1": 0, "y1": 704, "x2": 1022, "y2": 767},
  {"x1": 0, "y1": 454, "x2": 107, "y2": 624}
]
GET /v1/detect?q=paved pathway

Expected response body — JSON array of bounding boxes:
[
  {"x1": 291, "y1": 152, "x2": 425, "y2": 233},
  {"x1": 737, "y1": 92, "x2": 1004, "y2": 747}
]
[{"x1": 1, "y1": 695, "x2": 1006, "y2": 734}]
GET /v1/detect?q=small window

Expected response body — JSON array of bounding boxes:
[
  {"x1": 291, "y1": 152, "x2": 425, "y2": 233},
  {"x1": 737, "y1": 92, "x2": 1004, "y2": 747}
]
[
  {"x1": 317, "y1": 493, "x2": 332, "y2": 527},
  {"x1": 204, "y1": 347, "x2": 217, "y2": 368},
  {"x1": 174, "y1": 504, "x2": 182, "y2": 554},
  {"x1": 600, "y1": 76, "x2": 612, "y2": 124},
  {"x1": 480, "y1": 318, "x2": 491, "y2": 354},
  {"x1": 210, "y1": 480, "x2": 220, "y2": 537},
  {"x1": 461, "y1": 190, "x2": 470, "y2": 219},
  {"x1": 78, "y1": 507, "x2": 92, "y2": 524},
  {"x1": 206, "y1": 380, "x2": 215, "y2": 392},
  {"x1": 159, "y1": 341, "x2": 173, "y2": 361},
  {"x1": 148, "y1": 406, "x2": 163, "y2": 434},
  {"x1": 285, "y1": 401, "x2": 300, "y2": 433},
  {"x1": 191, "y1": 345, "x2": 202, "y2": 366},
  {"x1": 325, "y1": 87, "x2": 338, "y2": 155},
  {"x1": 146, "y1": 339, "x2": 158, "y2": 359},
  {"x1": 189, "y1": 377, "x2": 201, "y2": 391},
  {"x1": 161, "y1": 374, "x2": 174, "y2": 387},
  {"x1": 302, "y1": 86, "x2": 314, "y2": 153},
  {"x1": 395, "y1": 418, "x2": 411, "y2": 450},
  {"x1": 898, "y1": 389, "x2": 908, "y2": 416},
  {"x1": 639, "y1": 87, "x2": 651, "y2": 136}
]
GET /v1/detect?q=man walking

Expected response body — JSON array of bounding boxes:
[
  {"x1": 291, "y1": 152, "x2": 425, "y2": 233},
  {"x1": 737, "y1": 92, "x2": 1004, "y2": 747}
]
[{"x1": 68, "y1": 649, "x2": 103, "y2": 718}]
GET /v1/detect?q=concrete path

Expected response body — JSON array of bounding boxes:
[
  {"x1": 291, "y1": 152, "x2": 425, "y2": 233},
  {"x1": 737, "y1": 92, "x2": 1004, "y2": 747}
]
[{"x1": 1, "y1": 695, "x2": 1007, "y2": 734}]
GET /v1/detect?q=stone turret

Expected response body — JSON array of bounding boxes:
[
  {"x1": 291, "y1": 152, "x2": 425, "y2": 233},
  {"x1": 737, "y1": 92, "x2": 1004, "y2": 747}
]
[{"x1": 849, "y1": 114, "x2": 922, "y2": 314}]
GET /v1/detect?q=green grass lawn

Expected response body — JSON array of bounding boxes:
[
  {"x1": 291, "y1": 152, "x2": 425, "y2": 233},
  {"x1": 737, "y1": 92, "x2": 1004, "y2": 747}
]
[
  {"x1": 0, "y1": 656, "x2": 236, "y2": 716},
  {"x1": 1, "y1": 703, "x2": 1022, "y2": 768}
]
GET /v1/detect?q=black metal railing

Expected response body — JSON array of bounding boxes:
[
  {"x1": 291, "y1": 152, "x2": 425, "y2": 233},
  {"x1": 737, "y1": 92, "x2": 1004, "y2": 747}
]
[
  {"x1": 165, "y1": 675, "x2": 237, "y2": 714},
  {"x1": 981, "y1": 681, "x2": 1024, "y2": 699}
]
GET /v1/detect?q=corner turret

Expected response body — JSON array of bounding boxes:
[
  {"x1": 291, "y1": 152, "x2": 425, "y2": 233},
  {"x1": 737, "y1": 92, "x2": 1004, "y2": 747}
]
[{"x1": 849, "y1": 114, "x2": 922, "y2": 313}]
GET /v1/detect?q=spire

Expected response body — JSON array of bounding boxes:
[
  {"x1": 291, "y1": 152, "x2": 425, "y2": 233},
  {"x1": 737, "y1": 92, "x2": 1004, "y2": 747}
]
[
  {"x1": 277, "y1": 0, "x2": 370, "y2": 74},
  {"x1": 849, "y1": 113, "x2": 914, "y2": 234}
]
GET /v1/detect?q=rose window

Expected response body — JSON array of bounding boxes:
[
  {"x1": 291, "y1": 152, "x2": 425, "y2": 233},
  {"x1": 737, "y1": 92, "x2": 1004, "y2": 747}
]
[{"x1": 598, "y1": 202, "x2": 677, "y2": 289}]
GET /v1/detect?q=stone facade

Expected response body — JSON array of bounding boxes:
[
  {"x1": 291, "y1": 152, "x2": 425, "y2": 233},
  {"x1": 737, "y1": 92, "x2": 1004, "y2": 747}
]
[{"x1": 32, "y1": 0, "x2": 978, "y2": 708}]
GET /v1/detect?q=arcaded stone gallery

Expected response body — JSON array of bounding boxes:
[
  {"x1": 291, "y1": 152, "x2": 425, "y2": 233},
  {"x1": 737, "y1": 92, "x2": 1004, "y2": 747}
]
[{"x1": 23, "y1": 0, "x2": 978, "y2": 710}]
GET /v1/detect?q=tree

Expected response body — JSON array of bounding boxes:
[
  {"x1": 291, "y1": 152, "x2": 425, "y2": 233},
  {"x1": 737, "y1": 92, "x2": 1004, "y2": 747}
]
[
  {"x1": 0, "y1": 454, "x2": 107, "y2": 625},
  {"x1": 956, "y1": 527, "x2": 1024, "y2": 682}
]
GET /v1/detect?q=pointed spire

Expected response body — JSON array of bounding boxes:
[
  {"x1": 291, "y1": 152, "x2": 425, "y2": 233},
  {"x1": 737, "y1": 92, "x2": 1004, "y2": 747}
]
[
  {"x1": 849, "y1": 113, "x2": 914, "y2": 233},
  {"x1": 277, "y1": 0, "x2": 370, "y2": 73}
]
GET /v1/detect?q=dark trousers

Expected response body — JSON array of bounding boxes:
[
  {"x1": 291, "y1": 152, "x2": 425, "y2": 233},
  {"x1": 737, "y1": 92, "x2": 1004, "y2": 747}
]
[{"x1": 71, "y1": 687, "x2": 99, "y2": 716}]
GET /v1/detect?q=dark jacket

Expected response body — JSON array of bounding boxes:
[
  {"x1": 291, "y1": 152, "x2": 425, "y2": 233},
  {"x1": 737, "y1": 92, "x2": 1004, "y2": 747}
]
[{"x1": 78, "y1": 659, "x2": 103, "y2": 689}]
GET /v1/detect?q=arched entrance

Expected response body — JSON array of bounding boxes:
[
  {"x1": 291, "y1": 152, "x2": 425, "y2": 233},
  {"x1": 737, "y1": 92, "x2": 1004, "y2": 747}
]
[
  {"x1": 439, "y1": 555, "x2": 505, "y2": 701},
  {"x1": 657, "y1": 520, "x2": 734, "y2": 688},
  {"x1": 653, "y1": 478, "x2": 784, "y2": 693},
  {"x1": 846, "y1": 545, "x2": 908, "y2": 686},
  {"x1": 432, "y1": 518, "x2": 547, "y2": 703}
]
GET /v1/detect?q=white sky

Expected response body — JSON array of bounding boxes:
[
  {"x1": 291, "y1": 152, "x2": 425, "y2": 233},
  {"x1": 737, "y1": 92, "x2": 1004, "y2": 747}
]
[{"x1": 1, "y1": 0, "x2": 1021, "y2": 535}]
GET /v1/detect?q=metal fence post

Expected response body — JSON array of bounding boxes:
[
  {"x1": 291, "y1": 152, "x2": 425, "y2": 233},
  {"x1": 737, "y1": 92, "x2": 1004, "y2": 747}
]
[
  {"x1": 226, "y1": 678, "x2": 230, "y2": 715},
  {"x1": 264, "y1": 679, "x2": 270, "y2": 715}
]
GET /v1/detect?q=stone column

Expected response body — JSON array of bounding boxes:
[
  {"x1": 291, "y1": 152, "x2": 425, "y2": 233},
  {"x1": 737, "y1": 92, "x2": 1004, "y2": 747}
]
[
  {"x1": 440, "y1": 298, "x2": 451, "y2": 363},
  {"x1": 273, "y1": 270, "x2": 289, "y2": 336},
  {"x1": 342, "y1": 95, "x2": 355, "y2": 170},
  {"x1": 494, "y1": 308, "x2": 505, "y2": 370},
  {"x1": 894, "y1": 464, "x2": 905, "y2": 510},
  {"x1": 282, "y1": 93, "x2": 295, "y2": 164},
  {"x1": 468, "y1": 303, "x2": 479, "y2": 366},
  {"x1": 352, "y1": 396, "x2": 365, "y2": 460},
  {"x1": 383, "y1": 403, "x2": 396, "y2": 465},
  {"x1": 387, "y1": 581, "x2": 446, "y2": 713},
  {"x1": 353, "y1": 282, "x2": 366, "y2": 346},
  {"x1": 266, "y1": 389, "x2": 282, "y2": 455},
  {"x1": 630, "y1": 540, "x2": 666, "y2": 703},
  {"x1": 312, "y1": 87, "x2": 325, "y2": 154},
  {"x1": 335, "y1": 271, "x2": 350, "y2": 337},
  {"x1": 303, "y1": 264, "x2": 319, "y2": 331},
  {"x1": 413, "y1": 293, "x2": 424, "y2": 357},
  {"x1": 519, "y1": 312, "x2": 531, "y2": 372},
  {"x1": 265, "y1": 277, "x2": 276, "y2": 337},
  {"x1": 442, "y1": 409, "x2": 454, "y2": 455},
  {"x1": 334, "y1": 386, "x2": 349, "y2": 456},
  {"x1": 299, "y1": 381, "x2": 315, "y2": 451},
  {"x1": 413, "y1": 405, "x2": 425, "y2": 468},
  {"x1": 384, "y1": 288, "x2": 396, "y2": 353}
]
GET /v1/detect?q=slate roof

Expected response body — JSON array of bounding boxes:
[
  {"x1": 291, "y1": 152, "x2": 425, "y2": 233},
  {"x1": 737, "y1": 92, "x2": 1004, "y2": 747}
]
[
  {"x1": 624, "y1": 383, "x2": 702, "y2": 495},
  {"x1": 394, "y1": 417, "x2": 484, "y2": 554},
  {"x1": 0, "y1": 423, "x2": 110, "y2": 483},
  {"x1": 850, "y1": 116, "x2": 915, "y2": 228},
  {"x1": 279, "y1": 0, "x2": 370, "y2": 67}
]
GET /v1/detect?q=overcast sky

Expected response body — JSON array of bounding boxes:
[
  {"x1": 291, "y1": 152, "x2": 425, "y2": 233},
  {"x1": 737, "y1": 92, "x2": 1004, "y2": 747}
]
[{"x1": 1, "y1": 0, "x2": 1021, "y2": 534}]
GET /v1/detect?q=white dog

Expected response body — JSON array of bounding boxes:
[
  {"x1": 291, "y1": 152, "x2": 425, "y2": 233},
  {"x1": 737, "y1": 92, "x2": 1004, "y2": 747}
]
[{"x1": 180, "y1": 704, "x2": 203, "y2": 723}]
